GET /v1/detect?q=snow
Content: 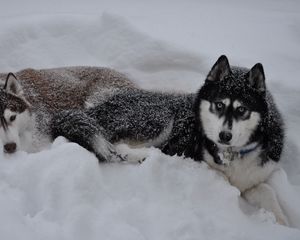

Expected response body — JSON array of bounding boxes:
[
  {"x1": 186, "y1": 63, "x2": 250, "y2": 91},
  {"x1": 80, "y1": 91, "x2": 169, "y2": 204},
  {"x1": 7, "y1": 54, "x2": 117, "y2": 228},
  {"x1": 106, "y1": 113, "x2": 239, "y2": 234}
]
[{"x1": 1, "y1": 0, "x2": 300, "y2": 239}]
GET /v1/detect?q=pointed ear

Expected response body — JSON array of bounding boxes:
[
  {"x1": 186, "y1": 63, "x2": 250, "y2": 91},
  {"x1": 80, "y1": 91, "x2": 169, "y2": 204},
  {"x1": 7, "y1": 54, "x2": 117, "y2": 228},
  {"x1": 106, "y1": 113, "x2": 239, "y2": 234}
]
[
  {"x1": 247, "y1": 63, "x2": 266, "y2": 93},
  {"x1": 4, "y1": 73, "x2": 23, "y2": 96},
  {"x1": 206, "y1": 55, "x2": 231, "y2": 82}
]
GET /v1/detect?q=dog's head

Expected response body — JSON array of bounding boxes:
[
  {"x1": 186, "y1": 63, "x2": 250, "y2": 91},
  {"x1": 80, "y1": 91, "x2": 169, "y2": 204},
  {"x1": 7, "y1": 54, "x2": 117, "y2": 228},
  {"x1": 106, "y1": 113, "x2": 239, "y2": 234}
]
[
  {"x1": 0, "y1": 73, "x2": 31, "y2": 154},
  {"x1": 197, "y1": 55, "x2": 267, "y2": 148}
]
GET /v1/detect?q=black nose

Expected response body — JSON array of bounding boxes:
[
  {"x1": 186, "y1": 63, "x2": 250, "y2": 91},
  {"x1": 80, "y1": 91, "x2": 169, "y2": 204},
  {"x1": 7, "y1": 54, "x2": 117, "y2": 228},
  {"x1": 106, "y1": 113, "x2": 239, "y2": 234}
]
[
  {"x1": 4, "y1": 142, "x2": 17, "y2": 153},
  {"x1": 219, "y1": 131, "x2": 232, "y2": 143}
]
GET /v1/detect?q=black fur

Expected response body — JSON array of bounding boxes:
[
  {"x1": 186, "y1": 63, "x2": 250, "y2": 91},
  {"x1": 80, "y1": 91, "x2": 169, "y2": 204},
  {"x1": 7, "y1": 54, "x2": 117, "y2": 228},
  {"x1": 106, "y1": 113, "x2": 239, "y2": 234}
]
[
  {"x1": 51, "y1": 110, "x2": 107, "y2": 161},
  {"x1": 87, "y1": 90, "x2": 196, "y2": 156},
  {"x1": 50, "y1": 56, "x2": 284, "y2": 165}
]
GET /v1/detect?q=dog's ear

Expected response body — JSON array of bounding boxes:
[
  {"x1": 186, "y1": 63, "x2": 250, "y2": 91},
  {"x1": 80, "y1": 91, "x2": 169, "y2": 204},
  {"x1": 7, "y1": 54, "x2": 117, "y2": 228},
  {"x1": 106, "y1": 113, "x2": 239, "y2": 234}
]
[
  {"x1": 4, "y1": 73, "x2": 24, "y2": 96},
  {"x1": 247, "y1": 63, "x2": 266, "y2": 93},
  {"x1": 206, "y1": 55, "x2": 231, "y2": 82}
]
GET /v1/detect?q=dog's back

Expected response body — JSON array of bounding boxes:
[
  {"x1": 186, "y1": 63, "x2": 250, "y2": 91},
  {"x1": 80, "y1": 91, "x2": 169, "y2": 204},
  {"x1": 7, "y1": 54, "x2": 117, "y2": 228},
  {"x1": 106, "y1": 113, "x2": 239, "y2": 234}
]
[{"x1": 0, "y1": 66, "x2": 135, "y2": 112}]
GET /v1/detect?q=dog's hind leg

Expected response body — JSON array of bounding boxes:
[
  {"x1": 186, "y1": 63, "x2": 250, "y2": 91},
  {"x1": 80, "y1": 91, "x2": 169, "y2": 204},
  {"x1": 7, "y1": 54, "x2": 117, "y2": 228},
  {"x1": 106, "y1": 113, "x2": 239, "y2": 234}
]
[{"x1": 50, "y1": 110, "x2": 125, "y2": 162}]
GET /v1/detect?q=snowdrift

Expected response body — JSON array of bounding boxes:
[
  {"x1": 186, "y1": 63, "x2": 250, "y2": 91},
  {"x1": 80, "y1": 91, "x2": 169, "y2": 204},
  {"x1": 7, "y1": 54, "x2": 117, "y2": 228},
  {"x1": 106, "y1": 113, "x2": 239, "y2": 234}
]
[{"x1": 1, "y1": 138, "x2": 300, "y2": 240}]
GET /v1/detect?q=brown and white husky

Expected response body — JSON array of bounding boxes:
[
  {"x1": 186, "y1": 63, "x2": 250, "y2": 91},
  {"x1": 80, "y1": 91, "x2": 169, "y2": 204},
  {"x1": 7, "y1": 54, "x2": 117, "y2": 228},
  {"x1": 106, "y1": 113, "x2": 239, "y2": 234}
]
[{"x1": 0, "y1": 66, "x2": 135, "y2": 155}]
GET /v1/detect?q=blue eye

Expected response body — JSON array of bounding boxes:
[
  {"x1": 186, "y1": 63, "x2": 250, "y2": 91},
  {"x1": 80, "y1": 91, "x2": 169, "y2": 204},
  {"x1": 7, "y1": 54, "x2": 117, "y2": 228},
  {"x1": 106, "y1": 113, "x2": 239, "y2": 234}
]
[
  {"x1": 215, "y1": 102, "x2": 225, "y2": 111},
  {"x1": 236, "y1": 106, "x2": 246, "y2": 115}
]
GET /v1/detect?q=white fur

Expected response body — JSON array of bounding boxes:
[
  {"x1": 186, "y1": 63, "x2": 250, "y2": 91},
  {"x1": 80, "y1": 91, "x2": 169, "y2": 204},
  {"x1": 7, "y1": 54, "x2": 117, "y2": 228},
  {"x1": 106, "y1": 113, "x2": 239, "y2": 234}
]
[
  {"x1": 114, "y1": 144, "x2": 150, "y2": 164},
  {"x1": 204, "y1": 148, "x2": 288, "y2": 225},
  {"x1": 222, "y1": 98, "x2": 230, "y2": 107},
  {"x1": 230, "y1": 112, "x2": 260, "y2": 147},
  {"x1": 243, "y1": 183, "x2": 289, "y2": 226},
  {"x1": 107, "y1": 119, "x2": 174, "y2": 163},
  {"x1": 233, "y1": 100, "x2": 242, "y2": 108},
  {"x1": 204, "y1": 148, "x2": 277, "y2": 192},
  {"x1": 93, "y1": 118, "x2": 174, "y2": 163},
  {"x1": 0, "y1": 109, "x2": 32, "y2": 152},
  {"x1": 200, "y1": 100, "x2": 261, "y2": 147},
  {"x1": 93, "y1": 133, "x2": 146, "y2": 163},
  {"x1": 200, "y1": 100, "x2": 225, "y2": 143},
  {"x1": 93, "y1": 134, "x2": 121, "y2": 162},
  {"x1": 267, "y1": 168, "x2": 300, "y2": 228}
]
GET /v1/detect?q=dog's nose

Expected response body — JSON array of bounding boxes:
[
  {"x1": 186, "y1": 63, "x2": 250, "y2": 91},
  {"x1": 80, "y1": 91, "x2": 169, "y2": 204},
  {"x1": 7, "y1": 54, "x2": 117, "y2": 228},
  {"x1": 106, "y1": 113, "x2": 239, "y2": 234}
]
[
  {"x1": 219, "y1": 131, "x2": 232, "y2": 143},
  {"x1": 4, "y1": 142, "x2": 17, "y2": 153}
]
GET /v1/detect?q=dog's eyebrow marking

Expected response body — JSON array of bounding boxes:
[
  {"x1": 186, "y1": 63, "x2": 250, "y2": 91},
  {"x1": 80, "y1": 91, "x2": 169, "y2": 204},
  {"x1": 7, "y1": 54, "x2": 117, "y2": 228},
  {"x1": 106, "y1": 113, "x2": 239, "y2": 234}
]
[
  {"x1": 222, "y1": 98, "x2": 230, "y2": 107},
  {"x1": 4, "y1": 109, "x2": 16, "y2": 121},
  {"x1": 233, "y1": 100, "x2": 242, "y2": 109}
]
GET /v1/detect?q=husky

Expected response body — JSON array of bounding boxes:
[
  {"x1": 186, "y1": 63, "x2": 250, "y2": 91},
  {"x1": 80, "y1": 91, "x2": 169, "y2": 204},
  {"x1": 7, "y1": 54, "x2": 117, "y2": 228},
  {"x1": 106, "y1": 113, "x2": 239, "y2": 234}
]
[
  {"x1": 0, "y1": 66, "x2": 135, "y2": 156},
  {"x1": 50, "y1": 55, "x2": 287, "y2": 225}
]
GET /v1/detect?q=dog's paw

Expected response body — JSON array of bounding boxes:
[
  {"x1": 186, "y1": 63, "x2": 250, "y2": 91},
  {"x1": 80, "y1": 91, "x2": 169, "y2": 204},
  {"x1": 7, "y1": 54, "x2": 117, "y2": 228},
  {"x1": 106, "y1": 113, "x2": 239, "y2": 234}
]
[
  {"x1": 115, "y1": 144, "x2": 149, "y2": 164},
  {"x1": 276, "y1": 215, "x2": 289, "y2": 226},
  {"x1": 108, "y1": 150, "x2": 128, "y2": 162}
]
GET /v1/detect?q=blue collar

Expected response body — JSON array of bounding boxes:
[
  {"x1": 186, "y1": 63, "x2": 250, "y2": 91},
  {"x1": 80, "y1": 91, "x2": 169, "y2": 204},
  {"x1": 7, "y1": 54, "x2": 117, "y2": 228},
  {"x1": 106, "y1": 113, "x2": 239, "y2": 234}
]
[{"x1": 238, "y1": 143, "x2": 259, "y2": 158}]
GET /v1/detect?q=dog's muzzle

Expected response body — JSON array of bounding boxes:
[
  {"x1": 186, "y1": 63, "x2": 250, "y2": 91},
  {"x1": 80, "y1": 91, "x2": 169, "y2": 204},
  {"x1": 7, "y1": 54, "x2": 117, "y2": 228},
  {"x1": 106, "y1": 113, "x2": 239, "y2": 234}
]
[
  {"x1": 4, "y1": 142, "x2": 17, "y2": 153},
  {"x1": 219, "y1": 131, "x2": 232, "y2": 144}
]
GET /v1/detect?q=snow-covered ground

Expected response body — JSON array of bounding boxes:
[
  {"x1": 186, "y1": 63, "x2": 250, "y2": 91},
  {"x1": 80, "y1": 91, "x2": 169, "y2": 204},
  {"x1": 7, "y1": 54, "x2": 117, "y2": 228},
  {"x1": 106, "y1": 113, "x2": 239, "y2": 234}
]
[{"x1": 1, "y1": 0, "x2": 300, "y2": 239}]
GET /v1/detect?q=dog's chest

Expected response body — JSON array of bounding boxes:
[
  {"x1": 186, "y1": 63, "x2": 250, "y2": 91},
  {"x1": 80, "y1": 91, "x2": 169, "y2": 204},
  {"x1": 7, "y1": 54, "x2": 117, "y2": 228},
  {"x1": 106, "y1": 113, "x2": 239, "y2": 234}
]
[{"x1": 204, "y1": 149, "x2": 277, "y2": 192}]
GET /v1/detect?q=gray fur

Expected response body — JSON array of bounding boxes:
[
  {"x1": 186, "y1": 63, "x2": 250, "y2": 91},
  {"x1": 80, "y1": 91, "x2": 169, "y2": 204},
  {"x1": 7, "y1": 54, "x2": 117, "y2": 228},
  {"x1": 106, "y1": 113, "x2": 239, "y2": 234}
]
[
  {"x1": 50, "y1": 59, "x2": 284, "y2": 165},
  {"x1": 49, "y1": 88, "x2": 196, "y2": 161},
  {"x1": 55, "y1": 62, "x2": 282, "y2": 160}
]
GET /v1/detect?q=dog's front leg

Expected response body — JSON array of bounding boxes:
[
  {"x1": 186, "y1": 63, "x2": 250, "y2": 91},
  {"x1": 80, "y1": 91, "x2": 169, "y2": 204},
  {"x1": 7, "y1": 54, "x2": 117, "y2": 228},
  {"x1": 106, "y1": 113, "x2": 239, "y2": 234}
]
[
  {"x1": 51, "y1": 110, "x2": 125, "y2": 162},
  {"x1": 242, "y1": 183, "x2": 289, "y2": 226}
]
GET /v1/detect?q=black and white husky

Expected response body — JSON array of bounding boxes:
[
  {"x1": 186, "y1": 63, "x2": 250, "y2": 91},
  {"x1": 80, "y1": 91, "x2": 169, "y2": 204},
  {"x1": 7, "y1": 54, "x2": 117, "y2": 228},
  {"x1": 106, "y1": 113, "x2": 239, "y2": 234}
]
[
  {"x1": 0, "y1": 56, "x2": 288, "y2": 225},
  {"x1": 50, "y1": 55, "x2": 287, "y2": 225}
]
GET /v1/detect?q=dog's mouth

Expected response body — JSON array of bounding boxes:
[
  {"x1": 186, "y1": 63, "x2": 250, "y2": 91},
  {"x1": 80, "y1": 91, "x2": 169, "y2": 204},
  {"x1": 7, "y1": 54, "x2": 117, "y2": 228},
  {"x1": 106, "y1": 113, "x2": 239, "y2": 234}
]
[{"x1": 218, "y1": 140, "x2": 231, "y2": 146}]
